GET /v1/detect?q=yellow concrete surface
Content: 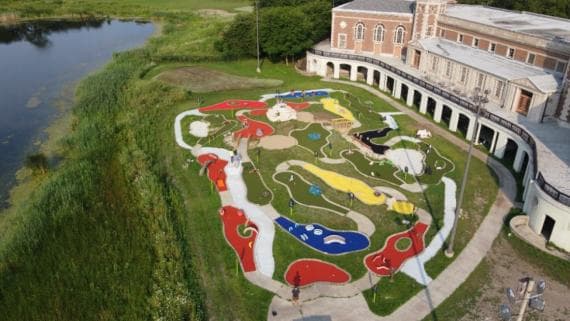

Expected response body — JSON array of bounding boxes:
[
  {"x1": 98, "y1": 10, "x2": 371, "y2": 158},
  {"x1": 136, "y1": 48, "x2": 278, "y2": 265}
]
[
  {"x1": 392, "y1": 200, "x2": 415, "y2": 215},
  {"x1": 303, "y1": 163, "x2": 385, "y2": 205},
  {"x1": 320, "y1": 98, "x2": 355, "y2": 121}
]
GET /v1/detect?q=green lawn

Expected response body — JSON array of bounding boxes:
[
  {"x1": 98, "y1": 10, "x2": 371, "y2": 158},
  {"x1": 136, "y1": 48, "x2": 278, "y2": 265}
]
[
  {"x1": 342, "y1": 149, "x2": 404, "y2": 186},
  {"x1": 290, "y1": 122, "x2": 331, "y2": 157},
  {"x1": 242, "y1": 162, "x2": 271, "y2": 205},
  {"x1": 274, "y1": 171, "x2": 349, "y2": 214}
]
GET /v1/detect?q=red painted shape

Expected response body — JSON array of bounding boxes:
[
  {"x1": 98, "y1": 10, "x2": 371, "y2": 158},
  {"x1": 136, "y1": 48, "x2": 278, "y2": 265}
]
[
  {"x1": 249, "y1": 109, "x2": 268, "y2": 116},
  {"x1": 219, "y1": 206, "x2": 257, "y2": 272},
  {"x1": 285, "y1": 259, "x2": 350, "y2": 287},
  {"x1": 286, "y1": 102, "x2": 310, "y2": 110},
  {"x1": 234, "y1": 115, "x2": 274, "y2": 139},
  {"x1": 197, "y1": 153, "x2": 228, "y2": 191},
  {"x1": 199, "y1": 100, "x2": 267, "y2": 112},
  {"x1": 364, "y1": 223, "x2": 429, "y2": 276}
]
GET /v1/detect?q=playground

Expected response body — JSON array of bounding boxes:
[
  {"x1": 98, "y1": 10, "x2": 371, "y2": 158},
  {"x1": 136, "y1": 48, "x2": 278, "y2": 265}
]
[{"x1": 173, "y1": 83, "x2": 498, "y2": 318}]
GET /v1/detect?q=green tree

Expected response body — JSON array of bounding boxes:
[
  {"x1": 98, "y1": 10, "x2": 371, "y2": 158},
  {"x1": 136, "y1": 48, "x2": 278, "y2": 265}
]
[
  {"x1": 214, "y1": 13, "x2": 256, "y2": 59},
  {"x1": 259, "y1": 7, "x2": 314, "y2": 63}
]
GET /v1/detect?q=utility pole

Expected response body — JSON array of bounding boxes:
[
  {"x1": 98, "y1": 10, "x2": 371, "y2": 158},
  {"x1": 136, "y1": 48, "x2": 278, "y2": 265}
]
[
  {"x1": 256, "y1": 0, "x2": 261, "y2": 73},
  {"x1": 445, "y1": 87, "x2": 489, "y2": 257}
]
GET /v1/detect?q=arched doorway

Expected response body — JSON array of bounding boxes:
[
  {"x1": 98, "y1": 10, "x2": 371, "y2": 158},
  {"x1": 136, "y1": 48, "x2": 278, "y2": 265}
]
[
  {"x1": 477, "y1": 124, "x2": 495, "y2": 151},
  {"x1": 441, "y1": 105, "x2": 452, "y2": 126},
  {"x1": 326, "y1": 62, "x2": 335, "y2": 78},
  {"x1": 386, "y1": 76, "x2": 395, "y2": 93},
  {"x1": 457, "y1": 114, "x2": 470, "y2": 138},
  {"x1": 413, "y1": 90, "x2": 422, "y2": 110},
  {"x1": 373, "y1": 70, "x2": 381, "y2": 87},
  {"x1": 427, "y1": 97, "x2": 436, "y2": 118},
  {"x1": 357, "y1": 66, "x2": 368, "y2": 82},
  {"x1": 401, "y1": 84, "x2": 409, "y2": 102},
  {"x1": 340, "y1": 64, "x2": 351, "y2": 79}
]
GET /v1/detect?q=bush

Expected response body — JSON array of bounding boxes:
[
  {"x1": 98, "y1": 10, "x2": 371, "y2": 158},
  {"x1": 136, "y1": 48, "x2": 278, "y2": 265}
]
[{"x1": 25, "y1": 153, "x2": 48, "y2": 174}]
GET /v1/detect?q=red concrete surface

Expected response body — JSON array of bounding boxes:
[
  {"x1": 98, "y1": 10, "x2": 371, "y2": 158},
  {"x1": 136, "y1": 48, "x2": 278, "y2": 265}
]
[
  {"x1": 285, "y1": 259, "x2": 350, "y2": 287},
  {"x1": 286, "y1": 102, "x2": 310, "y2": 110},
  {"x1": 234, "y1": 115, "x2": 274, "y2": 139},
  {"x1": 249, "y1": 109, "x2": 268, "y2": 116},
  {"x1": 199, "y1": 100, "x2": 267, "y2": 112},
  {"x1": 364, "y1": 222, "x2": 429, "y2": 276},
  {"x1": 219, "y1": 206, "x2": 257, "y2": 272},
  {"x1": 197, "y1": 153, "x2": 228, "y2": 191}
]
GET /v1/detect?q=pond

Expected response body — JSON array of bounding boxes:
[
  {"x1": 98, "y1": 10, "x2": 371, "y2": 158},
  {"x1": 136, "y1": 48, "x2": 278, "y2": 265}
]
[{"x1": 0, "y1": 19, "x2": 155, "y2": 207}]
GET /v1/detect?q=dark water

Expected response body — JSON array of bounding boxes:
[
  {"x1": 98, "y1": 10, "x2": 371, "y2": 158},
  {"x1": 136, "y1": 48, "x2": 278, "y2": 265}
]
[{"x1": 0, "y1": 19, "x2": 154, "y2": 207}]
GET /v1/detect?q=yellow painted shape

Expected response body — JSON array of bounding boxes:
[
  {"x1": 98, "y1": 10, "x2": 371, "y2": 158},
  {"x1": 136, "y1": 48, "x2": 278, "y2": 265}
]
[
  {"x1": 320, "y1": 98, "x2": 355, "y2": 121},
  {"x1": 392, "y1": 200, "x2": 415, "y2": 215},
  {"x1": 303, "y1": 163, "x2": 385, "y2": 205}
]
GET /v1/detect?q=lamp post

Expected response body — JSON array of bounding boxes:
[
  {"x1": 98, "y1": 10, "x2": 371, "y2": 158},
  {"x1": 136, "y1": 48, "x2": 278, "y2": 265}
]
[
  {"x1": 445, "y1": 87, "x2": 489, "y2": 257},
  {"x1": 255, "y1": 0, "x2": 261, "y2": 73}
]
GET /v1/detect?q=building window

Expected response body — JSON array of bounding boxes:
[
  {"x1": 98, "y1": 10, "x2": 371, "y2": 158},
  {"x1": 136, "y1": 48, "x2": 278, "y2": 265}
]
[
  {"x1": 338, "y1": 33, "x2": 347, "y2": 49},
  {"x1": 527, "y1": 53, "x2": 536, "y2": 65},
  {"x1": 489, "y1": 43, "x2": 496, "y2": 54},
  {"x1": 394, "y1": 26, "x2": 405, "y2": 44},
  {"x1": 440, "y1": 29, "x2": 446, "y2": 37},
  {"x1": 507, "y1": 48, "x2": 515, "y2": 59},
  {"x1": 431, "y1": 56, "x2": 439, "y2": 71},
  {"x1": 373, "y1": 24, "x2": 384, "y2": 42},
  {"x1": 355, "y1": 23, "x2": 365, "y2": 41},
  {"x1": 556, "y1": 61, "x2": 567, "y2": 73},
  {"x1": 445, "y1": 61, "x2": 453, "y2": 77},
  {"x1": 473, "y1": 38, "x2": 479, "y2": 47},
  {"x1": 460, "y1": 66, "x2": 469, "y2": 83},
  {"x1": 477, "y1": 73, "x2": 485, "y2": 88},
  {"x1": 427, "y1": 26, "x2": 433, "y2": 37},
  {"x1": 458, "y1": 34, "x2": 464, "y2": 43},
  {"x1": 495, "y1": 80, "x2": 504, "y2": 98}
]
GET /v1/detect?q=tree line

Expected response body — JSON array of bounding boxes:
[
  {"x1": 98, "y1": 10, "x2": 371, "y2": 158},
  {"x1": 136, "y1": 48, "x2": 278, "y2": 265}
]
[{"x1": 216, "y1": 0, "x2": 570, "y2": 61}]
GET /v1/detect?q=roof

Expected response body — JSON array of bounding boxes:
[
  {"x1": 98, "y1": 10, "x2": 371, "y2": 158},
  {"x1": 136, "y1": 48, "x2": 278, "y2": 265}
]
[
  {"x1": 444, "y1": 5, "x2": 570, "y2": 44},
  {"x1": 416, "y1": 38, "x2": 562, "y2": 92},
  {"x1": 335, "y1": 0, "x2": 415, "y2": 15}
]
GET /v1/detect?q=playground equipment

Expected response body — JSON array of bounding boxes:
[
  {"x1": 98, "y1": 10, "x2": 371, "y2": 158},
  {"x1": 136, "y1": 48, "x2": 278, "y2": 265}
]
[
  {"x1": 266, "y1": 102, "x2": 297, "y2": 122},
  {"x1": 284, "y1": 259, "x2": 350, "y2": 287}
]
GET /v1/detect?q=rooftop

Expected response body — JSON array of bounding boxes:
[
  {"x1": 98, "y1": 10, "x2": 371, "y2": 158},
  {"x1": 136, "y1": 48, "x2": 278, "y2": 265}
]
[
  {"x1": 335, "y1": 0, "x2": 415, "y2": 15},
  {"x1": 444, "y1": 5, "x2": 570, "y2": 44},
  {"x1": 415, "y1": 38, "x2": 562, "y2": 93}
]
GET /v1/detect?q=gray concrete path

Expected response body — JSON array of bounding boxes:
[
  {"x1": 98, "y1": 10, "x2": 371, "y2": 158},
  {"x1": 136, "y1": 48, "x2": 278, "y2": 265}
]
[{"x1": 264, "y1": 79, "x2": 517, "y2": 321}]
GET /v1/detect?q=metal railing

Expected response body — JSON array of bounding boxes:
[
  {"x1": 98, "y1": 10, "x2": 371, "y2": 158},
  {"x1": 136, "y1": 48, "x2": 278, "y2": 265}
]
[{"x1": 309, "y1": 48, "x2": 570, "y2": 207}]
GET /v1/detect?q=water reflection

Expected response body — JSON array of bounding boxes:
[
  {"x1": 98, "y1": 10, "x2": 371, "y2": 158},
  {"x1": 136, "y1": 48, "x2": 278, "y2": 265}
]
[{"x1": 0, "y1": 19, "x2": 154, "y2": 207}]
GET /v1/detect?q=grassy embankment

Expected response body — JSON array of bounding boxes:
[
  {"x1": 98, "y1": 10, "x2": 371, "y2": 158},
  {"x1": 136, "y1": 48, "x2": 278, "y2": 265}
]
[{"x1": 0, "y1": 1, "x2": 268, "y2": 321}]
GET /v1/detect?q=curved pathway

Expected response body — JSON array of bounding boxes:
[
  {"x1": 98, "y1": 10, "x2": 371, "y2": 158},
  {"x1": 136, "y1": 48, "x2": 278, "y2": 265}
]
[{"x1": 265, "y1": 79, "x2": 516, "y2": 321}]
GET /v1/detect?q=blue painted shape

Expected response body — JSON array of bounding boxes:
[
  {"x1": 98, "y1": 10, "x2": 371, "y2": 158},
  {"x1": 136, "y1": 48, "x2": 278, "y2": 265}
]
[
  {"x1": 275, "y1": 216, "x2": 370, "y2": 255},
  {"x1": 308, "y1": 184, "x2": 322, "y2": 196},
  {"x1": 308, "y1": 132, "x2": 321, "y2": 141},
  {"x1": 277, "y1": 90, "x2": 329, "y2": 99}
]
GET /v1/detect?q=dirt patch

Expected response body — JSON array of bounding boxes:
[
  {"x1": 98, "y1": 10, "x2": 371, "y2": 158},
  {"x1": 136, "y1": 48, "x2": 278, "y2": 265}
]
[
  {"x1": 296, "y1": 112, "x2": 315, "y2": 123},
  {"x1": 156, "y1": 66, "x2": 283, "y2": 93},
  {"x1": 258, "y1": 135, "x2": 297, "y2": 150},
  {"x1": 197, "y1": 9, "x2": 235, "y2": 18},
  {"x1": 460, "y1": 236, "x2": 570, "y2": 321}
]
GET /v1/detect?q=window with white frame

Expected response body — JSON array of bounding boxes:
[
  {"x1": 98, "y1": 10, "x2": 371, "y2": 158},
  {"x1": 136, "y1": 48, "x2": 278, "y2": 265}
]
[
  {"x1": 458, "y1": 34, "x2": 464, "y2": 43},
  {"x1": 394, "y1": 26, "x2": 405, "y2": 44},
  {"x1": 527, "y1": 53, "x2": 536, "y2": 65},
  {"x1": 556, "y1": 61, "x2": 567, "y2": 73},
  {"x1": 489, "y1": 43, "x2": 496, "y2": 54},
  {"x1": 460, "y1": 66, "x2": 469, "y2": 83},
  {"x1": 355, "y1": 23, "x2": 365, "y2": 41},
  {"x1": 477, "y1": 73, "x2": 485, "y2": 88},
  {"x1": 507, "y1": 48, "x2": 515, "y2": 59},
  {"x1": 373, "y1": 24, "x2": 384, "y2": 42},
  {"x1": 431, "y1": 56, "x2": 439, "y2": 71},
  {"x1": 473, "y1": 38, "x2": 479, "y2": 47},
  {"x1": 338, "y1": 33, "x2": 347, "y2": 49},
  {"x1": 494, "y1": 80, "x2": 504, "y2": 98},
  {"x1": 445, "y1": 61, "x2": 453, "y2": 77}
]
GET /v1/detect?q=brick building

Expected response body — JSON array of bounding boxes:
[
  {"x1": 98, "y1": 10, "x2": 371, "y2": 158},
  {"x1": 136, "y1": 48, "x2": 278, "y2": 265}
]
[{"x1": 307, "y1": 0, "x2": 570, "y2": 251}]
